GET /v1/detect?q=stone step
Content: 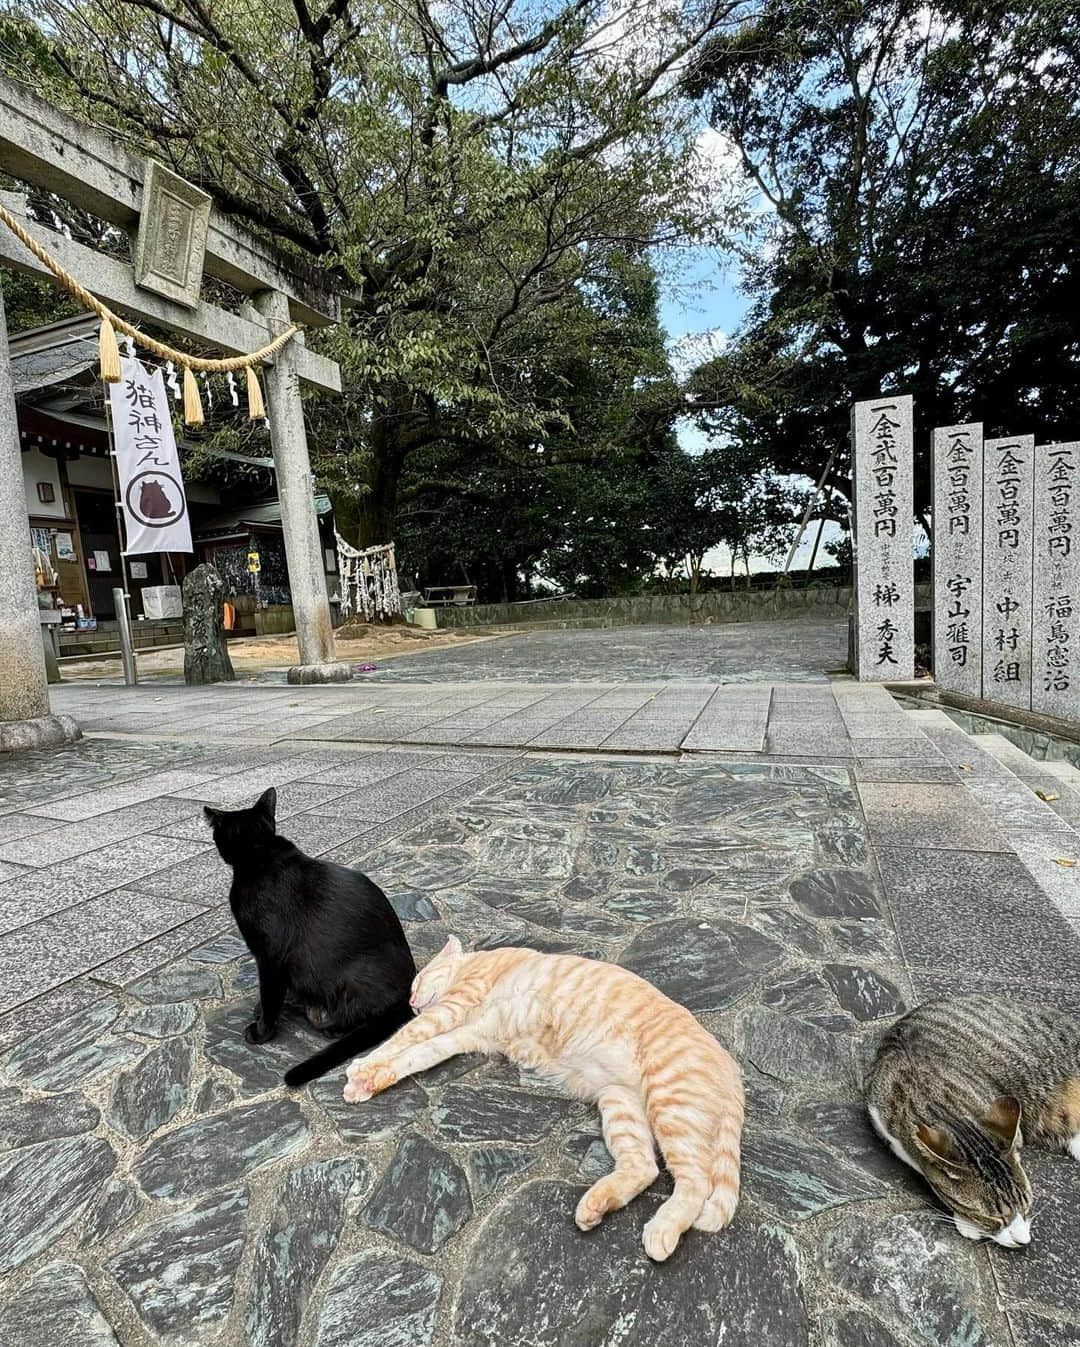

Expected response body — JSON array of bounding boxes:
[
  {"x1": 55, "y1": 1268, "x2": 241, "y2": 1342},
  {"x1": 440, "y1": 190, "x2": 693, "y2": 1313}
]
[
  {"x1": 974, "y1": 734, "x2": 1080, "y2": 834},
  {"x1": 1036, "y1": 757, "x2": 1080, "y2": 789},
  {"x1": 914, "y1": 716, "x2": 1080, "y2": 933}
]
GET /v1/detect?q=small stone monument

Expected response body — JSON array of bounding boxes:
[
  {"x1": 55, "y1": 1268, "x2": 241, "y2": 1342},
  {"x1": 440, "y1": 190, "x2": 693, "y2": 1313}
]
[
  {"x1": 1032, "y1": 440, "x2": 1080, "y2": 719},
  {"x1": 932, "y1": 423, "x2": 983, "y2": 696},
  {"x1": 982, "y1": 435, "x2": 1034, "y2": 709},
  {"x1": 183, "y1": 564, "x2": 235, "y2": 685},
  {"x1": 852, "y1": 394, "x2": 915, "y2": 680}
]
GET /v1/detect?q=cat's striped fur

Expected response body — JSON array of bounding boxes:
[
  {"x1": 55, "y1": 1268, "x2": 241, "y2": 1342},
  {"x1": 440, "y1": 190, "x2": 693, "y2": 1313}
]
[
  {"x1": 343, "y1": 938, "x2": 744, "y2": 1260},
  {"x1": 866, "y1": 995, "x2": 1080, "y2": 1245}
]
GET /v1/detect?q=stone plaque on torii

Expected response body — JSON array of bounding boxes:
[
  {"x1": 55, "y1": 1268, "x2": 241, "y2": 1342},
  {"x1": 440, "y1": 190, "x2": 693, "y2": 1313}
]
[
  {"x1": 0, "y1": 76, "x2": 347, "y2": 748},
  {"x1": 133, "y1": 161, "x2": 212, "y2": 311}
]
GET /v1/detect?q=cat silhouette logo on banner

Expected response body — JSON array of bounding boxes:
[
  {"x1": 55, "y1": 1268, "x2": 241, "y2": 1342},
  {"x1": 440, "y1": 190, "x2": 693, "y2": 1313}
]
[{"x1": 107, "y1": 355, "x2": 194, "y2": 555}]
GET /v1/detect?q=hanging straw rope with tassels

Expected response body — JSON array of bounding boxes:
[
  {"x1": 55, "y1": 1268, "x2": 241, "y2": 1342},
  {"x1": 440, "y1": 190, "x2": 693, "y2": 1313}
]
[{"x1": 0, "y1": 199, "x2": 301, "y2": 427}]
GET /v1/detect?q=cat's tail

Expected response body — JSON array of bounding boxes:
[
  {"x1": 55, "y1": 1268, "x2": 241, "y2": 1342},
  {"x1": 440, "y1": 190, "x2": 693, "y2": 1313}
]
[{"x1": 283, "y1": 999, "x2": 413, "y2": 1088}]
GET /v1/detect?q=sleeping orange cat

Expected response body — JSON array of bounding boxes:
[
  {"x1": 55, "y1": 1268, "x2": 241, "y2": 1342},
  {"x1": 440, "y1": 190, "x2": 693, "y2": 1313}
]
[{"x1": 343, "y1": 937, "x2": 744, "y2": 1260}]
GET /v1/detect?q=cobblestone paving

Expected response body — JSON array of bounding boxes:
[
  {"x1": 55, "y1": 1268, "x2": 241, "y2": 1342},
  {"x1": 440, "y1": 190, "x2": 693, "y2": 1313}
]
[{"x1": 2, "y1": 753, "x2": 1078, "y2": 1346}]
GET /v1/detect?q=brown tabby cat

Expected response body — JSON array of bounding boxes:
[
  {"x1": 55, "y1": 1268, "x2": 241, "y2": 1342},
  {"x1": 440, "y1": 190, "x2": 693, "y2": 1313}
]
[
  {"x1": 342, "y1": 937, "x2": 744, "y2": 1260},
  {"x1": 866, "y1": 995, "x2": 1080, "y2": 1246}
]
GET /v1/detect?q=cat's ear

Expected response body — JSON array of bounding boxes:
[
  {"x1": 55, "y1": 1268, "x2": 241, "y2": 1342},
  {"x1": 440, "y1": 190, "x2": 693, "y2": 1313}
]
[
  {"x1": 442, "y1": 935, "x2": 463, "y2": 959},
  {"x1": 982, "y1": 1095, "x2": 1022, "y2": 1151},
  {"x1": 256, "y1": 787, "x2": 277, "y2": 822},
  {"x1": 912, "y1": 1122, "x2": 964, "y2": 1171},
  {"x1": 203, "y1": 806, "x2": 223, "y2": 827}
]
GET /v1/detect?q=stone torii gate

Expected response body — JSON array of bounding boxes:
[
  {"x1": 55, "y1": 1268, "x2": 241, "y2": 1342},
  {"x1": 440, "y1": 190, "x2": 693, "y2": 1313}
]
[{"x1": 0, "y1": 77, "x2": 348, "y2": 749}]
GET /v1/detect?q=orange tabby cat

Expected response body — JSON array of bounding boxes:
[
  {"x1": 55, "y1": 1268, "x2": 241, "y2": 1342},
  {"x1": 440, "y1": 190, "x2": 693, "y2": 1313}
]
[{"x1": 342, "y1": 937, "x2": 744, "y2": 1260}]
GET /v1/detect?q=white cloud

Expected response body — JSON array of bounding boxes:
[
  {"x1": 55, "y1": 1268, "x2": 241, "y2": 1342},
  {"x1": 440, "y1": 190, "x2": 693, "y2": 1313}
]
[
  {"x1": 669, "y1": 326, "x2": 728, "y2": 378},
  {"x1": 692, "y1": 126, "x2": 742, "y2": 180}
]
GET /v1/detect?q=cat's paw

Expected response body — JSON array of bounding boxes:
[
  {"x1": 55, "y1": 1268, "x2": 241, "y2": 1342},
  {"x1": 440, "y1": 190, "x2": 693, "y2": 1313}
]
[
  {"x1": 305, "y1": 1004, "x2": 334, "y2": 1029},
  {"x1": 642, "y1": 1217, "x2": 681, "y2": 1262},
  {"x1": 244, "y1": 1020, "x2": 274, "y2": 1045},
  {"x1": 574, "y1": 1188, "x2": 611, "y2": 1232},
  {"x1": 343, "y1": 1062, "x2": 397, "y2": 1103}
]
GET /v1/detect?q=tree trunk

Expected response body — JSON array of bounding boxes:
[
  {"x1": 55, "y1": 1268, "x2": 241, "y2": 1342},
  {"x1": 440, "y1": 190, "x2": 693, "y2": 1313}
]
[{"x1": 356, "y1": 412, "x2": 407, "y2": 548}]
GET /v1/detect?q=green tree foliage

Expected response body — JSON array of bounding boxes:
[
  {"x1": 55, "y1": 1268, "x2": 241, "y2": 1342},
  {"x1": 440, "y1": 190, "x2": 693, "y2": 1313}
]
[
  {"x1": 392, "y1": 246, "x2": 801, "y2": 601},
  {"x1": 684, "y1": 0, "x2": 1080, "y2": 531},
  {"x1": 6, "y1": 0, "x2": 747, "y2": 546},
  {"x1": 396, "y1": 251, "x2": 685, "y2": 598}
]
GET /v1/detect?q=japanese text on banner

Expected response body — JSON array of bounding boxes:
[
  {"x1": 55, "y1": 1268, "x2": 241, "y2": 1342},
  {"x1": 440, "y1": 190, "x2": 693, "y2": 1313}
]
[{"x1": 107, "y1": 356, "x2": 193, "y2": 555}]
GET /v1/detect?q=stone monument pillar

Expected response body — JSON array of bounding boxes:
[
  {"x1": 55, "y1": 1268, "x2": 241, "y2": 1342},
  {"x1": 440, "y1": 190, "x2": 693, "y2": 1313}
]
[
  {"x1": 852, "y1": 394, "x2": 914, "y2": 681},
  {"x1": 254, "y1": 289, "x2": 351, "y2": 685},
  {"x1": 1032, "y1": 440, "x2": 1079, "y2": 720},
  {"x1": 183, "y1": 564, "x2": 236, "y2": 685},
  {"x1": 0, "y1": 288, "x2": 79, "y2": 751},
  {"x1": 932, "y1": 423, "x2": 983, "y2": 696},
  {"x1": 982, "y1": 436, "x2": 1034, "y2": 709}
]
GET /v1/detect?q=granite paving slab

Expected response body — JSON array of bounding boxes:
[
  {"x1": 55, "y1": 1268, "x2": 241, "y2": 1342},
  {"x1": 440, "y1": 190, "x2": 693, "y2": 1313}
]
[
  {"x1": 0, "y1": 813, "x2": 60, "y2": 844},
  {"x1": 857, "y1": 782, "x2": 1011, "y2": 852},
  {"x1": 0, "y1": 890, "x2": 209, "y2": 1012},
  {"x1": 876, "y1": 845, "x2": 1080, "y2": 985},
  {"x1": 23, "y1": 766, "x2": 228, "y2": 821},
  {"x1": 0, "y1": 836, "x2": 211, "y2": 935},
  {"x1": 852, "y1": 758, "x2": 959, "y2": 783},
  {"x1": 87, "y1": 910, "x2": 234, "y2": 988},
  {"x1": 989, "y1": 1152, "x2": 1080, "y2": 1316},
  {"x1": 0, "y1": 798, "x2": 203, "y2": 867}
]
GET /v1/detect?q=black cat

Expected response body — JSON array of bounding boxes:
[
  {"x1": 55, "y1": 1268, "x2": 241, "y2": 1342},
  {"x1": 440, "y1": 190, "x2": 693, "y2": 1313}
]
[{"x1": 204, "y1": 787, "x2": 416, "y2": 1087}]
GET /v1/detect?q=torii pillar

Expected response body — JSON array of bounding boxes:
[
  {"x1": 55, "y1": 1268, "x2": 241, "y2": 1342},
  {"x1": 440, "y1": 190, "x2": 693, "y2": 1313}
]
[
  {"x1": 0, "y1": 288, "x2": 79, "y2": 750},
  {"x1": 253, "y1": 289, "x2": 351, "y2": 684}
]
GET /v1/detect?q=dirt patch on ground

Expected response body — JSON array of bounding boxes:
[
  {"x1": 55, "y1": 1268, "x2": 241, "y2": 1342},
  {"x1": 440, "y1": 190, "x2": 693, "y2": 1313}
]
[{"x1": 59, "y1": 623, "x2": 501, "y2": 681}]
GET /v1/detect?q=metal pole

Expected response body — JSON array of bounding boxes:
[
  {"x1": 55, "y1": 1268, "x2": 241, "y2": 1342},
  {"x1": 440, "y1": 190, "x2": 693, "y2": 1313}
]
[
  {"x1": 782, "y1": 444, "x2": 839, "y2": 577},
  {"x1": 806, "y1": 511, "x2": 828, "y2": 575},
  {"x1": 112, "y1": 587, "x2": 137, "y2": 685},
  {"x1": 103, "y1": 383, "x2": 138, "y2": 685}
]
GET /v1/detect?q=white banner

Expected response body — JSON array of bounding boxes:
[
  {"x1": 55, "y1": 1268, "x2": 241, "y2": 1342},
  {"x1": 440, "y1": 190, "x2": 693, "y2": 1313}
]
[{"x1": 108, "y1": 357, "x2": 194, "y2": 555}]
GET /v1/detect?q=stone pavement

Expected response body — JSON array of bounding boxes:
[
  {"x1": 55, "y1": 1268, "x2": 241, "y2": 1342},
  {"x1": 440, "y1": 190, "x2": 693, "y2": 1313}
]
[
  {"x1": 38, "y1": 668, "x2": 931, "y2": 758},
  {"x1": 1, "y1": 633, "x2": 1079, "y2": 1345},
  {"x1": 320, "y1": 615, "x2": 851, "y2": 683}
]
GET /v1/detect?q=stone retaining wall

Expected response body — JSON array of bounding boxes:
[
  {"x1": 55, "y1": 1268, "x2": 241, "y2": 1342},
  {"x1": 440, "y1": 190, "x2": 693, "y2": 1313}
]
[{"x1": 436, "y1": 586, "x2": 855, "y2": 628}]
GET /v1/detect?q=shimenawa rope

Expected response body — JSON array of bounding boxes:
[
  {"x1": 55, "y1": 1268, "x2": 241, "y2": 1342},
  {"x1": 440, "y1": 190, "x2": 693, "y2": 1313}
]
[{"x1": 0, "y1": 199, "x2": 301, "y2": 426}]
